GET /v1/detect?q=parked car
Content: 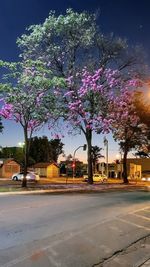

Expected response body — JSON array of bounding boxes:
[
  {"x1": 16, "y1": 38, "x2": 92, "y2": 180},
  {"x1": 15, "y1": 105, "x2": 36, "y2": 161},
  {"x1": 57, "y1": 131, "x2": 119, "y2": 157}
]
[
  {"x1": 12, "y1": 172, "x2": 40, "y2": 182},
  {"x1": 83, "y1": 173, "x2": 107, "y2": 182},
  {"x1": 141, "y1": 177, "x2": 150, "y2": 182}
]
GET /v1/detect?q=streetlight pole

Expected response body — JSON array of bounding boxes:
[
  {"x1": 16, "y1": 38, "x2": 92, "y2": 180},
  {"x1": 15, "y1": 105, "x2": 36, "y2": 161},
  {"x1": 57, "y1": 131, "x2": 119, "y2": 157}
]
[
  {"x1": 73, "y1": 144, "x2": 87, "y2": 182},
  {"x1": 104, "y1": 137, "x2": 108, "y2": 178}
]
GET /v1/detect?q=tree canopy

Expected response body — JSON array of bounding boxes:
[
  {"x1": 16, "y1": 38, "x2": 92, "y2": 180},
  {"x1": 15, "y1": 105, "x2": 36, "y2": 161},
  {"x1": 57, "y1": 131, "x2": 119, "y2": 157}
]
[
  {"x1": 0, "y1": 9, "x2": 147, "y2": 184},
  {"x1": 29, "y1": 136, "x2": 64, "y2": 163},
  {"x1": 16, "y1": 9, "x2": 146, "y2": 183}
]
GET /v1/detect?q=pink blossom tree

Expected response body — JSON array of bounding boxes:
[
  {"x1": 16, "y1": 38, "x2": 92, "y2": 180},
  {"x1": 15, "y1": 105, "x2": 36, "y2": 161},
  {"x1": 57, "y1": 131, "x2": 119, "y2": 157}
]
[
  {"x1": 110, "y1": 87, "x2": 147, "y2": 183},
  {"x1": 16, "y1": 9, "x2": 147, "y2": 185},
  {"x1": 0, "y1": 60, "x2": 62, "y2": 187},
  {"x1": 55, "y1": 67, "x2": 138, "y2": 184}
]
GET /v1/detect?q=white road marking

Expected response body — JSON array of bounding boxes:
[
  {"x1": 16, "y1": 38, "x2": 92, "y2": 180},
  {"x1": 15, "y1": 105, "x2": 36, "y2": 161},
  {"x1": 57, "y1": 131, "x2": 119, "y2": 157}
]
[
  {"x1": 118, "y1": 218, "x2": 150, "y2": 231},
  {"x1": 132, "y1": 213, "x2": 150, "y2": 221}
]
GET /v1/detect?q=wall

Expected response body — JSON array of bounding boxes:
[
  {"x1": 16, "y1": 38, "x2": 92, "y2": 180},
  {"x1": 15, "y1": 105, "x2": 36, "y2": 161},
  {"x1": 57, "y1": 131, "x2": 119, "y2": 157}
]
[
  {"x1": 47, "y1": 164, "x2": 59, "y2": 178},
  {"x1": 1, "y1": 161, "x2": 20, "y2": 178}
]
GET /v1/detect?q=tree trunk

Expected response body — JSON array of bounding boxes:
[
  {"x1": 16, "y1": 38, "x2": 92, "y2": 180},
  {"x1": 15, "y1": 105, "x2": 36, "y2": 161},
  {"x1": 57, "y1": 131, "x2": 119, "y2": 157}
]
[
  {"x1": 22, "y1": 127, "x2": 28, "y2": 188},
  {"x1": 86, "y1": 129, "x2": 93, "y2": 184},
  {"x1": 122, "y1": 149, "x2": 129, "y2": 184}
]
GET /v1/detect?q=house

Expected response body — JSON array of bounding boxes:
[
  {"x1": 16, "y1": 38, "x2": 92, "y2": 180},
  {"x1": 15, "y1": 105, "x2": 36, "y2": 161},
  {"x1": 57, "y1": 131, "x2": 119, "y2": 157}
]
[
  {"x1": 127, "y1": 158, "x2": 150, "y2": 178},
  {"x1": 105, "y1": 158, "x2": 150, "y2": 179},
  {"x1": 0, "y1": 158, "x2": 20, "y2": 178},
  {"x1": 32, "y1": 162, "x2": 59, "y2": 178},
  {"x1": 98, "y1": 160, "x2": 142, "y2": 179},
  {"x1": 127, "y1": 158, "x2": 150, "y2": 172}
]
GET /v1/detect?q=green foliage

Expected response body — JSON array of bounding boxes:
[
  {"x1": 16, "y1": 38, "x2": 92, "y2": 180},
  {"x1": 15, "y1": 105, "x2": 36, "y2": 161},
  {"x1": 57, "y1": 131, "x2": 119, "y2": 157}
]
[
  {"x1": 91, "y1": 146, "x2": 104, "y2": 172},
  {"x1": 49, "y1": 138, "x2": 64, "y2": 162},
  {"x1": 0, "y1": 147, "x2": 24, "y2": 164},
  {"x1": 17, "y1": 9, "x2": 146, "y2": 81},
  {"x1": 29, "y1": 136, "x2": 64, "y2": 163}
]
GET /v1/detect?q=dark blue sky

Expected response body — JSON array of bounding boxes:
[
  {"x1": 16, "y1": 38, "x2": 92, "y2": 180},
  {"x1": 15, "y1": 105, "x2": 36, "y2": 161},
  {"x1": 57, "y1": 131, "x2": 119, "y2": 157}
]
[
  {"x1": 0, "y1": 0, "x2": 150, "y2": 61},
  {"x1": 0, "y1": 0, "x2": 150, "y2": 161}
]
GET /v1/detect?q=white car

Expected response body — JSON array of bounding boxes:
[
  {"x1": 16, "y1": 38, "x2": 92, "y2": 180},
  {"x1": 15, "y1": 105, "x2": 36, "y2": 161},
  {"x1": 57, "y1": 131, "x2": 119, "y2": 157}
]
[
  {"x1": 141, "y1": 177, "x2": 150, "y2": 182},
  {"x1": 83, "y1": 173, "x2": 107, "y2": 182},
  {"x1": 12, "y1": 172, "x2": 40, "y2": 182}
]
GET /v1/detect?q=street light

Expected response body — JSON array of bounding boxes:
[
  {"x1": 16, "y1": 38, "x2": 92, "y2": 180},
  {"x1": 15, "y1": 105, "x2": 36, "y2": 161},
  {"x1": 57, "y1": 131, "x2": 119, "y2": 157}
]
[
  {"x1": 72, "y1": 144, "x2": 87, "y2": 181},
  {"x1": 18, "y1": 142, "x2": 24, "y2": 148}
]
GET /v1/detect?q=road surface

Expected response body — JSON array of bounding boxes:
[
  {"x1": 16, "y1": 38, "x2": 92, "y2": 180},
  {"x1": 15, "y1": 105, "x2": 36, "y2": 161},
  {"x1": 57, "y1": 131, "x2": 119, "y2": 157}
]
[{"x1": 0, "y1": 190, "x2": 149, "y2": 266}]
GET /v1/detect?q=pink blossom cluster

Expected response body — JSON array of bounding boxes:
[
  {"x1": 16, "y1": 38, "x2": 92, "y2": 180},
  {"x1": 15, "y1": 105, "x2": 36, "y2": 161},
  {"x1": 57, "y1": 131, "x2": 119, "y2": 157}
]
[
  {"x1": 79, "y1": 68, "x2": 104, "y2": 96},
  {"x1": 0, "y1": 102, "x2": 13, "y2": 119},
  {"x1": 110, "y1": 86, "x2": 142, "y2": 141},
  {"x1": 27, "y1": 120, "x2": 41, "y2": 130},
  {"x1": 63, "y1": 67, "x2": 123, "y2": 133}
]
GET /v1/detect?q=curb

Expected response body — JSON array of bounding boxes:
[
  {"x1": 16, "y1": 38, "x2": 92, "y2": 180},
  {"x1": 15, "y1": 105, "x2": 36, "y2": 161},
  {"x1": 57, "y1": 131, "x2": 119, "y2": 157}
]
[{"x1": 0, "y1": 185, "x2": 149, "y2": 196}]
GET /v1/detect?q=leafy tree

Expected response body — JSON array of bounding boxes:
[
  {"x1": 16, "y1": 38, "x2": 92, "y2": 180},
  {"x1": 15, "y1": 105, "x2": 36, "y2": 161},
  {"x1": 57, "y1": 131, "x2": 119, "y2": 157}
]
[
  {"x1": 17, "y1": 9, "x2": 146, "y2": 183},
  {"x1": 91, "y1": 146, "x2": 104, "y2": 173},
  {"x1": 29, "y1": 136, "x2": 64, "y2": 163},
  {"x1": 0, "y1": 60, "x2": 63, "y2": 187},
  {"x1": 0, "y1": 146, "x2": 24, "y2": 165},
  {"x1": 0, "y1": 147, "x2": 14, "y2": 158},
  {"x1": 111, "y1": 88, "x2": 147, "y2": 183},
  {"x1": 55, "y1": 68, "x2": 140, "y2": 183},
  {"x1": 29, "y1": 136, "x2": 50, "y2": 163},
  {"x1": 49, "y1": 138, "x2": 64, "y2": 162},
  {"x1": 17, "y1": 9, "x2": 146, "y2": 79},
  {"x1": 134, "y1": 151, "x2": 150, "y2": 158}
]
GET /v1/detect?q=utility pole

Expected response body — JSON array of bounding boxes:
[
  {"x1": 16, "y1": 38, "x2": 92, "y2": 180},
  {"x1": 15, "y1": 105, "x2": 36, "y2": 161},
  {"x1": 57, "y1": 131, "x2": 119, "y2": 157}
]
[{"x1": 104, "y1": 137, "x2": 108, "y2": 178}]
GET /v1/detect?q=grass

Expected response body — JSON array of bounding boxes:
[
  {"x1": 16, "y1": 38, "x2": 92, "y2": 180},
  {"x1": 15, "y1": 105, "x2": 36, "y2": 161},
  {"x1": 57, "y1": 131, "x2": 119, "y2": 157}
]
[{"x1": 0, "y1": 187, "x2": 21, "y2": 192}]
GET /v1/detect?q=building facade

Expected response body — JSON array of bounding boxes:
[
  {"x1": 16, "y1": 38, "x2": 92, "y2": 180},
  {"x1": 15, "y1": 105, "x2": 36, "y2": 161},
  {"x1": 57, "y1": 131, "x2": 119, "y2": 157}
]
[
  {"x1": 0, "y1": 158, "x2": 20, "y2": 178},
  {"x1": 32, "y1": 162, "x2": 59, "y2": 178}
]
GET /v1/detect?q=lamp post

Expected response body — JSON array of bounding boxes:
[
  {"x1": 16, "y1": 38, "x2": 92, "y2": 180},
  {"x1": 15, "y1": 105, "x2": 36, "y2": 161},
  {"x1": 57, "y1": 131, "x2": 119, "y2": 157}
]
[
  {"x1": 104, "y1": 137, "x2": 108, "y2": 178},
  {"x1": 73, "y1": 144, "x2": 87, "y2": 181}
]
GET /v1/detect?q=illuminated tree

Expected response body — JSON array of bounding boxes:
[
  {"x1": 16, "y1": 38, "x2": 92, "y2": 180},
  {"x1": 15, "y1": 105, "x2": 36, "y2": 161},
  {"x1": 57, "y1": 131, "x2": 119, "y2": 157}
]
[
  {"x1": 17, "y1": 9, "x2": 146, "y2": 79},
  {"x1": 55, "y1": 67, "x2": 140, "y2": 183},
  {"x1": 16, "y1": 9, "x2": 146, "y2": 183},
  {"x1": 134, "y1": 91, "x2": 150, "y2": 156},
  {"x1": 111, "y1": 88, "x2": 147, "y2": 183}
]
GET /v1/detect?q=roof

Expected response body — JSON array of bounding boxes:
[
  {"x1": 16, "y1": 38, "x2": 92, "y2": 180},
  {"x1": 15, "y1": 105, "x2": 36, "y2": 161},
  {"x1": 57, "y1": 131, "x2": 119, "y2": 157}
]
[
  {"x1": 32, "y1": 162, "x2": 59, "y2": 168},
  {"x1": 0, "y1": 158, "x2": 20, "y2": 166}
]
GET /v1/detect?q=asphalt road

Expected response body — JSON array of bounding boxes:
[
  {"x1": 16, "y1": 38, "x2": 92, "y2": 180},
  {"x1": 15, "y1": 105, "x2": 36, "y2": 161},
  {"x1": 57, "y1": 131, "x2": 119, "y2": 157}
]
[{"x1": 0, "y1": 191, "x2": 149, "y2": 266}]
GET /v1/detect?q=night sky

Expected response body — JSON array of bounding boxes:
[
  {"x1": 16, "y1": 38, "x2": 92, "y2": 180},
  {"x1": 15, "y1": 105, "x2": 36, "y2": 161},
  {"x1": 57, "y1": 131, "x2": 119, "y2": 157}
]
[{"x1": 0, "y1": 0, "x2": 150, "y2": 161}]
